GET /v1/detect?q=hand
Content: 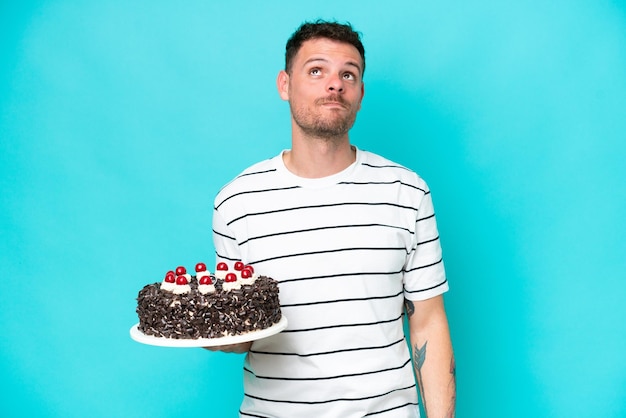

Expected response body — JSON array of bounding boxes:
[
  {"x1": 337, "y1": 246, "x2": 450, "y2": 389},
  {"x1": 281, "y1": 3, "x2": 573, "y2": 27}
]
[{"x1": 203, "y1": 341, "x2": 252, "y2": 353}]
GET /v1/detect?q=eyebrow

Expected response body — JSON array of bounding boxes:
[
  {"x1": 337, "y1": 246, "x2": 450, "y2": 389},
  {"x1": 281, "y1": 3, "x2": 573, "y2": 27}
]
[{"x1": 303, "y1": 57, "x2": 363, "y2": 74}]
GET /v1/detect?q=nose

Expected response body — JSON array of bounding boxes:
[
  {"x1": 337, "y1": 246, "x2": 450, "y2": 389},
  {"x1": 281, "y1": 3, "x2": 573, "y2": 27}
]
[{"x1": 327, "y1": 74, "x2": 344, "y2": 93}]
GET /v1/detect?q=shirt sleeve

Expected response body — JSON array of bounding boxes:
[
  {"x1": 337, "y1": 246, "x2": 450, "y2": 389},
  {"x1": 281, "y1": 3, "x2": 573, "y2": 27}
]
[
  {"x1": 403, "y1": 186, "x2": 449, "y2": 301},
  {"x1": 212, "y1": 205, "x2": 242, "y2": 265}
]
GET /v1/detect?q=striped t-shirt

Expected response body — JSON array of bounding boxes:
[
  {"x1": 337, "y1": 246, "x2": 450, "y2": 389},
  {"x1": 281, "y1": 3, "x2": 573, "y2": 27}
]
[{"x1": 212, "y1": 148, "x2": 448, "y2": 417}]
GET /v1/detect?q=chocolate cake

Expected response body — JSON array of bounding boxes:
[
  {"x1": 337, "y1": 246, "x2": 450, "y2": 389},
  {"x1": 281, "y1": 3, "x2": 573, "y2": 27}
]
[{"x1": 136, "y1": 262, "x2": 282, "y2": 340}]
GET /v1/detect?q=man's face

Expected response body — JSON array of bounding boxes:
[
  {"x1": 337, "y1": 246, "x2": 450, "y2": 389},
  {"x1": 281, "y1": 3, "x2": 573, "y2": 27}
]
[{"x1": 278, "y1": 38, "x2": 365, "y2": 139}]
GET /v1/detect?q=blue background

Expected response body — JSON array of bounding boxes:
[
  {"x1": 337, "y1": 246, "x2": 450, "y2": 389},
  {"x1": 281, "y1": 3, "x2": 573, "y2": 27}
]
[{"x1": 2, "y1": 1, "x2": 625, "y2": 417}]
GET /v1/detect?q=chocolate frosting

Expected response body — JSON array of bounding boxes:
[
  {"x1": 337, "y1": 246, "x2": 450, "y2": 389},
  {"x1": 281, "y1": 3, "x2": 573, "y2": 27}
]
[{"x1": 136, "y1": 276, "x2": 282, "y2": 339}]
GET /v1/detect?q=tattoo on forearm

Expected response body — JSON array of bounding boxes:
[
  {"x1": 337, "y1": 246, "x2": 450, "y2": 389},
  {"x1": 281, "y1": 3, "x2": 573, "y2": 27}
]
[
  {"x1": 404, "y1": 299, "x2": 415, "y2": 318},
  {"x1": 446, "y1": 356, "x2": 457, "y2": 418},
  {"x1": 414, "y1": 341, "x2": 427, "y2": 415},
  {"x1": 415, "y1": 341, "x2": 427, "y2": 371}
]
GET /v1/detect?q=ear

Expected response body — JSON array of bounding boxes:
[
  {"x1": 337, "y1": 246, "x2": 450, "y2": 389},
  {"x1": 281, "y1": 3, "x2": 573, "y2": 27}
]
[{"x1": 276, "y1": 70, "x2": 290, "y2": 101}]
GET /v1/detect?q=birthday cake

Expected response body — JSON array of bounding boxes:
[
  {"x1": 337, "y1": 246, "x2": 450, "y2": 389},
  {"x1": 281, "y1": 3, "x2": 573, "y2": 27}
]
[{"x1": 135, "y1": 262, "x2": 282, "y2": 340}]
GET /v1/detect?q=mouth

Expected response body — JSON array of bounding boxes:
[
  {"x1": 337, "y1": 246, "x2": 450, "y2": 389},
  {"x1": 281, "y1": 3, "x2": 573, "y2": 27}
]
[
  {"x1": 318, "y1": 97, "x2": 348, "y2": 109},
  {"x1": 322, "y1": 102, "x2": 345, "y2": 108}
]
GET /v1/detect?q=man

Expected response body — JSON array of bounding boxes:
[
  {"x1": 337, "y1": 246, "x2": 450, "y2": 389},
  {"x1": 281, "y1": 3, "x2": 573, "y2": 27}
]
[{"x1": 210, "y1": 20, "x2": 456, "y2": 417}]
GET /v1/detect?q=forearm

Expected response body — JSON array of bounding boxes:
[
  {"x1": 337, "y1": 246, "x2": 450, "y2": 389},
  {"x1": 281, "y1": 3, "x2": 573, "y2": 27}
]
[{"x1": 407, "y1": 296, "x2": 456, "y2": 418}]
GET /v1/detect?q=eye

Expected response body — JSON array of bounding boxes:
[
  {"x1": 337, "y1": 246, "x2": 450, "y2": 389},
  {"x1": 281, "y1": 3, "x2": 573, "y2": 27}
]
[
  {"x1": 343, "y1": 72, "x2": 356, "y2": 81},
  {"x1": 309, "y1": 68, "x2": 322, "y2": 76}
]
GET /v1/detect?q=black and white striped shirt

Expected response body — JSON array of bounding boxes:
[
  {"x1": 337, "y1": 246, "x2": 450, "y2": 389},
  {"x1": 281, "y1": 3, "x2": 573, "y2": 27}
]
[{"x1": 213, "y1": 148, "x2": 448, "y2": 417}]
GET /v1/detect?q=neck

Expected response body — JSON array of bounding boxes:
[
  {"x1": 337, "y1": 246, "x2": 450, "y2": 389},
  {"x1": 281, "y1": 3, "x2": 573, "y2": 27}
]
[{"x1": 284, "y1": 131, "x2": 356, "y2": 178}]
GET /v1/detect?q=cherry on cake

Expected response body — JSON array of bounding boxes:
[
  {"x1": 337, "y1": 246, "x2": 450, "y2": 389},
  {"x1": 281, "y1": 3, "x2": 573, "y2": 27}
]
[{"x1": 136, "y1": 262, "x2": 282, "y2": 339}]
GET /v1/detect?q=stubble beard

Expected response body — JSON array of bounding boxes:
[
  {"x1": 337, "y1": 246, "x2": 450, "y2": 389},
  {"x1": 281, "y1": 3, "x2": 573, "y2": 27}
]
[{"x1": 290, "y1": 96, "x2": 358, "y2": 141}]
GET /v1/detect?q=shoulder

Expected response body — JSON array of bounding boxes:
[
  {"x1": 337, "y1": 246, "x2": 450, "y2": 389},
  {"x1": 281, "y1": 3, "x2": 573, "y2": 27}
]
[
  {"x1": 358, "y1": 150, "x2": 430, "y2": 193},
  {"x1": 214, "y1": 154, "x2": 282, "y2": 208}
]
